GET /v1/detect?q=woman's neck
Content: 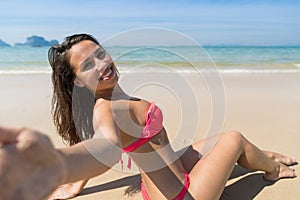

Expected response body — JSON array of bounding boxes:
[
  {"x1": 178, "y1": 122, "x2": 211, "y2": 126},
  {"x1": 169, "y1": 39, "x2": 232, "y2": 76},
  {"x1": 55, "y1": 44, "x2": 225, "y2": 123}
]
[{"x1": 94, "y1": 84, "x2": 129, "y2": 100}]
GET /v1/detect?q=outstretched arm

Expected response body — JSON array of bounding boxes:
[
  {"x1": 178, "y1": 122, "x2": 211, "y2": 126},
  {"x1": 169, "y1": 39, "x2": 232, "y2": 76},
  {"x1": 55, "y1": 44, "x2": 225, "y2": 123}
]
[
  {"x1": 46, "y1": 133, "x2": 121, "y2": 200},
  {"x1": 0, "y1": 124, "x2": 121, "y2": 200},
  {"x1": 48, "y1": 101, "x2": 121, "y2": 200},
  {"x1": 59, "y1": 102, "x2": 122, "y2": 184},
  {"x1": 58, "y1": 134, "x2": 121, "y2": 183}
]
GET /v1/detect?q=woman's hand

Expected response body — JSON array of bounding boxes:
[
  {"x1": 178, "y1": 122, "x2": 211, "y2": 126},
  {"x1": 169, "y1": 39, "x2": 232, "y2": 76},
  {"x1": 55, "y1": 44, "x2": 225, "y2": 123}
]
[
  {"x1": 0, "y1": 127, "x2": 66, "y2": 200},
  {"x1": 47, "y1": 179, "x2": 88, "y2": 200}
]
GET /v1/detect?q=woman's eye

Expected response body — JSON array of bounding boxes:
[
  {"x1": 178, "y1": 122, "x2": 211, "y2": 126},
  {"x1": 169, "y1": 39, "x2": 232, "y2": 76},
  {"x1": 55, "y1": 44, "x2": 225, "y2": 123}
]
[
  {"x1": 95, "y1": 49, "x2": 106, "y2": 60},
  {"x1": 82, "y1": 62, "x2": 93, "y2": 71}
]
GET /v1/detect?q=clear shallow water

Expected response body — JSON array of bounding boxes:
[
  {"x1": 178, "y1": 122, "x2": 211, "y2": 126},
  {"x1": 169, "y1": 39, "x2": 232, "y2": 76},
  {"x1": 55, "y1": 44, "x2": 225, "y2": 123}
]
[{"x1": 0, "y1": 46, "x2": 299, "y2": 74}]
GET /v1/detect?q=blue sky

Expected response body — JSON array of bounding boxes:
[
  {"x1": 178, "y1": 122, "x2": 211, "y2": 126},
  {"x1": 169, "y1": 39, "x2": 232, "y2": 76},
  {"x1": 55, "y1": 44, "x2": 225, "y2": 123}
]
[{"x1": 0, "y1": 0, "x2": 300, "y2": 46}]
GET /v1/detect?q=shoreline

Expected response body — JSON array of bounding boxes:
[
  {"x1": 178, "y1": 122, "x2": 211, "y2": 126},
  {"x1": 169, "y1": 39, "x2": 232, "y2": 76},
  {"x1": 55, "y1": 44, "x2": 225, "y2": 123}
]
[{"x1": 1, "y1": 66, "x2": 300, "y2": 75}]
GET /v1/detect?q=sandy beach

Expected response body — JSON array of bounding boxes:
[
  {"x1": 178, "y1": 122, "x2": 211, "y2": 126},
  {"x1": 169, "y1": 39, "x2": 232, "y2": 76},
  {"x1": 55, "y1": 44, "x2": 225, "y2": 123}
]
[{"x1": 0, "y1": 72, "x2": 299, "y2": 200}]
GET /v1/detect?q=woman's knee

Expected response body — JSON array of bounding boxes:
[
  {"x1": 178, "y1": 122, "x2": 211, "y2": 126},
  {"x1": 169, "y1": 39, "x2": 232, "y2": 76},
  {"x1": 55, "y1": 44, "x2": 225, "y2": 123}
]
[
  {"x1": 225, "y1": 130, "x2": 244, "y2": 139},
  {"x1": 221, "y1": 130, "x2": 244, "y2": 149}
]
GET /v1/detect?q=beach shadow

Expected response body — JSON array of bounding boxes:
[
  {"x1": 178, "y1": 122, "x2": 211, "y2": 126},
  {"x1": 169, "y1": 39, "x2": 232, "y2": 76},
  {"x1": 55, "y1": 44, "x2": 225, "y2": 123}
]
[
  {"x1": 220, "y1": 173, "x2": 275, "y2": 200},
  {"x1": 79, "y1": 174, "x2": 141, "y2": 197},
  {"x1": 79, "y1": 165, "x2": 274, "y2": 199},
  {"x1": 220, "y1": 165, "x2": 275, "y2": 200},
  {"x1": 229, "y1": 164, "x2": 255, "y2": 179}
]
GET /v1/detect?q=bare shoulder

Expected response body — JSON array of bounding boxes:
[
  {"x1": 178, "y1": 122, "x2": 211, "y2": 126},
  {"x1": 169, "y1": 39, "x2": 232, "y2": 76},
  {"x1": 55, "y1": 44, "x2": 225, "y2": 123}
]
[
  {"x1": 130, "y1": 98, "x2": 150, "y2": 110},
  {"x1": 93, "y1": 100, "x2": 110, "y2": 119},
  {"x1": 93, "y1": 99, "x2": 117, "y2": 135},
  {"x1": 129, "y1": 98, "x2": 151, "y2": 126}
]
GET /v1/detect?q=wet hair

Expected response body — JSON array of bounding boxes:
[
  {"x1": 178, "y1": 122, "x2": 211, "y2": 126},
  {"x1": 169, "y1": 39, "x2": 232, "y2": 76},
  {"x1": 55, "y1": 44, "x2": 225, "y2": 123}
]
[{"x1": 48, "y1": 33, "x2": 99, "y2": 145}]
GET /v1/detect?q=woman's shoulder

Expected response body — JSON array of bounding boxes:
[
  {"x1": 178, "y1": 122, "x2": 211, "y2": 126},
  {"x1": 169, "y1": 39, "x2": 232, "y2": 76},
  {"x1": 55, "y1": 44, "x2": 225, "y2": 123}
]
[
  {"x1": 94, "y1": 99, "x2": 112, "y2": 112},
  {"x1": 130, "y1": 98, "x2": 150, "y2": 111},
  {"x1": 128, "y1": 99, "x2": 151, "y2": 126}
]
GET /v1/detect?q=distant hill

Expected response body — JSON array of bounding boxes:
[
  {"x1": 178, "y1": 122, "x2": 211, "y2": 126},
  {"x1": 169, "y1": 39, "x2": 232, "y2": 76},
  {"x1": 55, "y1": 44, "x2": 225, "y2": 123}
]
[
  {"x1": 15, "y1": 35, "x2": 59, "y2": 47},
  {"x1": 0, "y1": 39, "x2": 11, "y2": 47}
]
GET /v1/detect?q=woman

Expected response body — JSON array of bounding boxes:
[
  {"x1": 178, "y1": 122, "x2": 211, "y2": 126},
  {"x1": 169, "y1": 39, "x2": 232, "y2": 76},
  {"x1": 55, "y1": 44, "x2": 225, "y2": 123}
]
[{"x1": 47, "y1": 33, "x2": 296, "y2": 200}]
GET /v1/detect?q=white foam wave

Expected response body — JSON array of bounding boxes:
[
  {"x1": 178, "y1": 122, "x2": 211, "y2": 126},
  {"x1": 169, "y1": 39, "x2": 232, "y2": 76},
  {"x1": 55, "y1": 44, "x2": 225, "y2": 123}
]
[
  {"x1": 1, "y1": 68, "x2": 300, "y2": 75},
  {"x1": 218, "y1": 69, "x2": 300, "y2": 74}
]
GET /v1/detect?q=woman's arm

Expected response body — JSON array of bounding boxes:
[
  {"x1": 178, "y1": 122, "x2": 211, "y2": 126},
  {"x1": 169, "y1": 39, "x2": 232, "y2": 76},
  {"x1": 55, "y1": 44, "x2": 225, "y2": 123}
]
[
  {"x1": 58, "y1": 103, "x2": 122, "y2": 183},
  {"x1": 47, "y1": 104, "x2": 122, "y2": 199},
  {"x1": 58, "y1": 135, "x2": 121, "y2": 184},
  {"x1": 0, "y1": 123, "x2": 121, "y2": 200}
]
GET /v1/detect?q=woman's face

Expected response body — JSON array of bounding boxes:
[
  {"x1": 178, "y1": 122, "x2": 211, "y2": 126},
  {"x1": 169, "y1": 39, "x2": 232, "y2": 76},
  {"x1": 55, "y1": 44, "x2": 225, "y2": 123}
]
[{"x1": 68, "y1": 40, "x2": 119, "y2": 94}]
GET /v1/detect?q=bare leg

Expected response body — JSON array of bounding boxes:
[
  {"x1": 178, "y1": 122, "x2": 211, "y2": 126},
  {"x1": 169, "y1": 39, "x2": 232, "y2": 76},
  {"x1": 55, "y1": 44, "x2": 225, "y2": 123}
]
[{"x1": 179, "y1": 131, "x2": 296, "y2": 200}]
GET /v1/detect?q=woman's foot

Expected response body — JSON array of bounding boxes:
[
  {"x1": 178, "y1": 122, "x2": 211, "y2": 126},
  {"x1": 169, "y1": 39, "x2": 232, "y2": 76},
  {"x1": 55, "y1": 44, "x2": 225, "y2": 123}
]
[
  {"x1": 263, "y1": 151, "x2": 297, "y2": 166},
  {"x1": 263, "y1": 163, "x2": 297, "y2": 182}
]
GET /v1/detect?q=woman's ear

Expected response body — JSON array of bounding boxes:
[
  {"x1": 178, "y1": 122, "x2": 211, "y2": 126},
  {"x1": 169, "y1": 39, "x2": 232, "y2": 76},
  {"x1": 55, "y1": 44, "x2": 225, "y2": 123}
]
[{"x1": 74, "y1": 78, "x2": 85, "y2": 88}]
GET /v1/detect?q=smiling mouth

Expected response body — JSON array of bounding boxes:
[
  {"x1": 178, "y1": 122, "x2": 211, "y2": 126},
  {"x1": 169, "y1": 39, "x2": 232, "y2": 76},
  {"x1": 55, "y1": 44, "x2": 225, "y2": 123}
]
[{"x1": 99, "y1": 65, "x2": 114, "y2": 81}]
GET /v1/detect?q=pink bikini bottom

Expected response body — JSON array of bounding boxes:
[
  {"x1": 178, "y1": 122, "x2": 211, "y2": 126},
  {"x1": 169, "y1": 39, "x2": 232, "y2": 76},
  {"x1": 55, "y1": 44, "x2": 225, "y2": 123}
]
[{"x1": 141, "y1": 171, "x2": 190, "y2": 200}]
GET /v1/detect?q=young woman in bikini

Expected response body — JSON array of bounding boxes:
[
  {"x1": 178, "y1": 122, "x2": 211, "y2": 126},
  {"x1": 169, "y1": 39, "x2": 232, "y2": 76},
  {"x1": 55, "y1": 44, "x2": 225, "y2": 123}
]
[{"x1": 46, "y1": 33, "x2": 296, "y2": 200}]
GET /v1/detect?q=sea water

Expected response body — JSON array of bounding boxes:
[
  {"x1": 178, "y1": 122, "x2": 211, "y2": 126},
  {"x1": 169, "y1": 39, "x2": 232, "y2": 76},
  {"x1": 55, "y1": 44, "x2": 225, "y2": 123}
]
[{"x1": 0, "y1": 46, "x2": 300, "y2": 74}]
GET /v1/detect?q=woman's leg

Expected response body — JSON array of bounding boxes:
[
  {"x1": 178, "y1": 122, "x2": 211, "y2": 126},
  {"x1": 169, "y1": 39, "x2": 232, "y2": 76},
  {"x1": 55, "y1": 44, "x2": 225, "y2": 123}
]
[{"x1": 179, "y1": 131, "x2": 296, "y2": 200}]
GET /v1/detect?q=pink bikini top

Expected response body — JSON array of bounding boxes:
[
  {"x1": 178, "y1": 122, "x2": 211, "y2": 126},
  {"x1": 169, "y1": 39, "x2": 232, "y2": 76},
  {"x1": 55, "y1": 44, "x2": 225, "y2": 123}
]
[{"x1": 120, "y1": 102, "x2": 163, "y2": 169}]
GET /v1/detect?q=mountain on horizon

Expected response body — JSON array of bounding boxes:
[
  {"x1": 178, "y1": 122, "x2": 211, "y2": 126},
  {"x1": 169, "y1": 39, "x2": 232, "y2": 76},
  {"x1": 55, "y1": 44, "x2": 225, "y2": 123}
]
[
  {"x1": 15, "y1": 35, "x2": 59, "y2": 47},
  {"x1": 0, "y1": 39, "x2": 11, "y2": 47},
  {"x1": 0, "y1": 35, "x2": 59, "y2": 47}
]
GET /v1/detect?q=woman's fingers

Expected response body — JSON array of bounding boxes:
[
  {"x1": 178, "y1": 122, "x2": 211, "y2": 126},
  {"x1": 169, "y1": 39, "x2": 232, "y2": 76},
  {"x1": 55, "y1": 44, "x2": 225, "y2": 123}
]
[
  {"x1": 0, "y1": 126, "x2": 22, "y2": 144},
  {"x1": 0, "y1": 127, "x2": 66, "y2": 200}
]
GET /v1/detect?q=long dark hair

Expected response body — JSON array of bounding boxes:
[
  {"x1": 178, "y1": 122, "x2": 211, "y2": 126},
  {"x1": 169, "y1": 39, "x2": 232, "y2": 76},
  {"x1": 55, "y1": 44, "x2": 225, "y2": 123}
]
[{"x1": 48, "y1": 33, "x2": 99, "y2": 145}]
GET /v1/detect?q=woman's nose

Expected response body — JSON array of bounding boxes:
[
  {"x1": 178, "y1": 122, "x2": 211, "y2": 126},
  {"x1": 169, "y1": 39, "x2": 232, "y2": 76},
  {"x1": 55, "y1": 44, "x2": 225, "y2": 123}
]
[{"x1": 95, "y1": 60, "x2": 107, "y2": 71}]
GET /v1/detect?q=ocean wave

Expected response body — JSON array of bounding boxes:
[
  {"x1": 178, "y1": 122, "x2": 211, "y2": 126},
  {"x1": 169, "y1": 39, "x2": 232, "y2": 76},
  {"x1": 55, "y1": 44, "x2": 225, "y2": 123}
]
[
  {"x1": 1, "y1": 46, "x2": 300, "y2": 75},
  {"x1": 2, "y1": 62, "x2": 300, "y2": 75},
  {"x1": 1, "y1": 68, "x2": 300, "y2": 75},
  {"x1": 218, "y1": 69, "x2": 300, "y2": 74}
]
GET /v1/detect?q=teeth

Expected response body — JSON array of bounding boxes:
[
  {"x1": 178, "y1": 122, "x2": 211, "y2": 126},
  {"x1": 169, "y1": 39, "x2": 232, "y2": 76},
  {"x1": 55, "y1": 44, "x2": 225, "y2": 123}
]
[{"x1": 102, "y1": 68, "x2": 112, "y2": 80}]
